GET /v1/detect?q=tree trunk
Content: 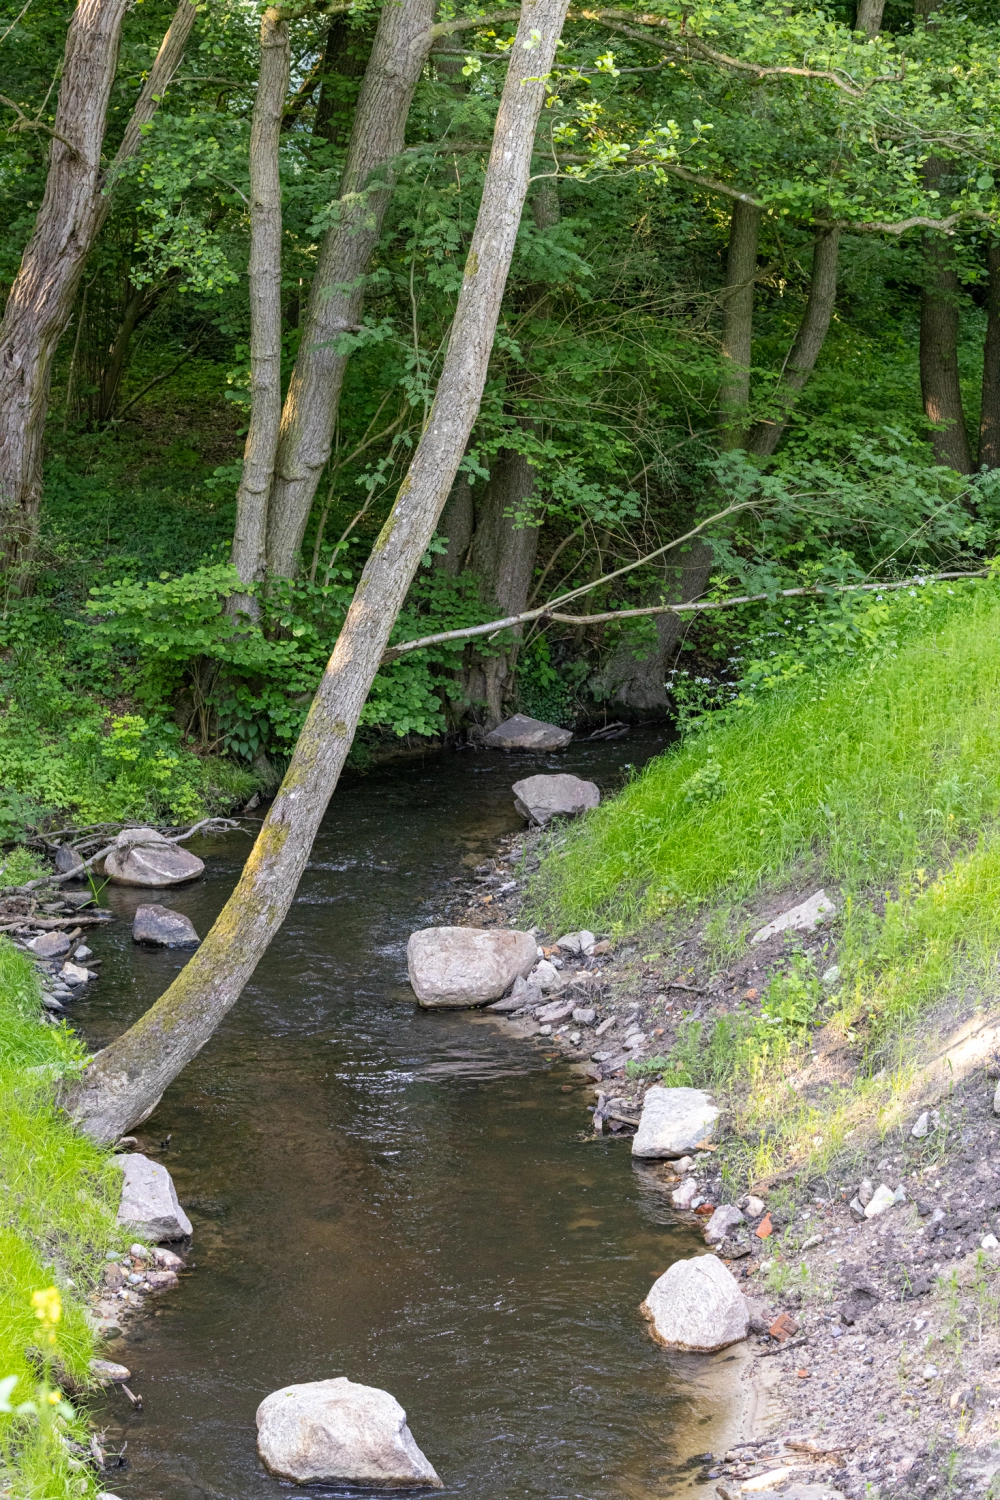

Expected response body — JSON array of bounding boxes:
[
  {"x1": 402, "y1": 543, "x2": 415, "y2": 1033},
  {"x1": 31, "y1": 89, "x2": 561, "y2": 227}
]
[
  {"x1": 919, "y1": 160, "x2": 972, "y2": 475},
  {"x1": 717, "y1": 200, "x2": 760, "y2": 451},
  {"x1": 589, "y1": 543, "x2": 713, "y2": 714},
  {"x1": 854, "y1": 0, "x2": 885, "y2": 34},
  {"x1": 746, "y1": 228, "x2": 839, "y2": 457},
  {"x1": 265, "y1": 0, "x2": 437, "y2": 580},
  {"x1": 436, "y1": 471, "x2": 474, "y2": 573},
  {"x1": 229, "y1": 7, "x2": 290, "y2": 610},
  {"x1": 0, "y1": 0, "x2": 197, "y2": 570},
  {"x1": 91, "y1": 279, "x2": 165, "y2": 423},
  {"x1": 465, "y1": 449, "x2": 539, "y2": 725},
  {"x1": 314, "y1": 16, "x2": 373, "y2": 145},
  {"x1": 63, "y1": 0, "x2": 572, "y2": 1146},
  {"x1": 979, "y1": 239, "x2": 1000, "y2": 471}
]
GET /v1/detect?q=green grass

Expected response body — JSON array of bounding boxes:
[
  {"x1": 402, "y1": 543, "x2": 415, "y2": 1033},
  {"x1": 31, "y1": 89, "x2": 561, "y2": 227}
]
[
  {"x1": 531, "y1": 579, "x2": 1000, "y2": 1184},
  {"x1": 0, "y1": 939, "x2": 122, "y2": 1500},
  {"x1": 530, "y1": 578, "x2": 1000, "y2": 932}
]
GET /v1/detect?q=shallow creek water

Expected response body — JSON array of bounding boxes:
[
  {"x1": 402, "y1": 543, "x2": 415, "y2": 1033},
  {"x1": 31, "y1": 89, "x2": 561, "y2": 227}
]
[{"x1": 74, "y1": 731, "x2": 744, "y2": 1500}]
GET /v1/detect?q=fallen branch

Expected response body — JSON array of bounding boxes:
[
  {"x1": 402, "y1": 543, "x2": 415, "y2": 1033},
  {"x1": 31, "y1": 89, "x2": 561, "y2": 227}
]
[
  {"x1": 383, "y1": 568, "x2": 990, "y2": 662},
  {"x1": 10, "y1": 817, "x2": 242, "y2": 893}
]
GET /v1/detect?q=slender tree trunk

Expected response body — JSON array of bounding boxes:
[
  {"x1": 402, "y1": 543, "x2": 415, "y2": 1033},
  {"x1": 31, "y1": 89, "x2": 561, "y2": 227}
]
[
  {"x1": 854, "y1": 0, "x2": 885, "y2": 35},
  {"x1": 64, "y1": 0, "x2": 572, "y2": 1146},
  {"x1": 746, "y1": 229, "x2": 839, "y2": 457},
  {"x1": 229, "y1": 8, "x2": 290, "y2": 611},
  {"x1": 314, "y1": 15, "x2": 373, "y2": 145},
  {"x1": 979, "y1": 239, "x2": 1000, "y2": 471},
  {"x1": 0, "y1": 0, "x2": 197, "y2": 570},
  {"x1": 465, "y1": 448, "x2": 539, "y2": 725},
  {"x1": 93, "y1": 279, "x2": 164, "y2": 423},
  {"x1": 717, "y1": 200, "x2": 760, "y2": 451},
  {"x1": 265, "y1": 0, "x2": 437, "y2": 579}
]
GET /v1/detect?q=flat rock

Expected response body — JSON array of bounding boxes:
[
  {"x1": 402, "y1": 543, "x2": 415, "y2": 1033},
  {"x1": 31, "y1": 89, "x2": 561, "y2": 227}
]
[
  {"x1": 640, "y1": 1254, "x2": 749, "y2": 1351},
  {"x1": 104, "y1": 827, "x2": 205, "y2": 888},
  {"x1": 864, "y1": 1183, "x2": 896, "y2": 1218},
  {"x1": 750, "y1": 890, "x2": 836, "y2": 945},
  {"x1": 132, "y1": 904, "x2": 200, "y2": 948},
  {"x1": 672, "y1": 1179, "x2": 698, "y2": 1209},
  {"x1": 632, "y1": 1086, "x2": 719, "y2": 1159},
  {"x1": 483, "y1": 714, "x2": 572, "y2": 752},
  {"x1": 28, "y1": 931, "x2": 71, "y2": 959},
  {"x1": 116, "y1": 1152, "x2": 192, "y2": 1241},
  {"x1": 90, "y1": 1359, "x2": 131, "y2": 1384},
  {"x1": 58, "y1": 962, "x2": 91, "y2": 986},
  {"x1": 256, "y1": 1377, "x2": 442, "y2": 1488},
  {"x1": 556, "y1": 929, "x2": 597, "y2": 956},
  {"x1": 407, "y1": 926, "x2": 536, "y2": 1008},
  {"x1": 511, "y1": 773, "x2": 599, "y2": 826}
]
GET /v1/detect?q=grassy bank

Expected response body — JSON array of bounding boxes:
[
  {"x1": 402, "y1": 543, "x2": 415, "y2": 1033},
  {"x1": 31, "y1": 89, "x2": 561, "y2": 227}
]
[
  {"x1": 529, "y1": 577, "x2": 1000, "y2": 1182},
  {"x1": 0, "y1": 940, "x2": 120, "y2": 1500}
]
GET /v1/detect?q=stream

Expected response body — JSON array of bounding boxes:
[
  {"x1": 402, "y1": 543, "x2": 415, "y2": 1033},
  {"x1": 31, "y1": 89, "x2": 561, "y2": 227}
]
[{"x1": 74, "y1": 730, "x2": 744, "y2": 1500}]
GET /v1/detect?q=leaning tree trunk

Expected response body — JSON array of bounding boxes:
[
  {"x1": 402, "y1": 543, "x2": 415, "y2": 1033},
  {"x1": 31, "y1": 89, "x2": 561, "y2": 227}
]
[
  {"x1": 746, "y1": 228, "x2": 839, "y2": 457},
  {"x1": 0, "y1": 0, "x2": 197, "y2": 571},
  {"x1": 465, "y1": 448, "x2": 540, "y2": 725},
  {"x1": 229, "y1": 7, "x2": 290, "y2": 611},
  {"x1": 717, "y1": 199, "x2": 760, "y2": 451},
  {"x1": 265, "y1": 0, "x2": 437, "y2": 579},
  {"x1": 920, "y1": 231, "x2": 973, "y2": 475},
  {"x1": 64, "y1": 0, "x2": 572, "y2": 1146},
  {"x1": 979, "y1": 239, "x2": 1000, "y2": 471}
]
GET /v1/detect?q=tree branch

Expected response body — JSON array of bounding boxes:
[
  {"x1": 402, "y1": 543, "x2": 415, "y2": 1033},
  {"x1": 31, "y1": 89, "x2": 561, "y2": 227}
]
[
  {"x1": 382, "y1": 570, "x2": 989, "y2": 662},
  {"x1": 107, "y1": 0, "x2": 198, "y2": 177}
]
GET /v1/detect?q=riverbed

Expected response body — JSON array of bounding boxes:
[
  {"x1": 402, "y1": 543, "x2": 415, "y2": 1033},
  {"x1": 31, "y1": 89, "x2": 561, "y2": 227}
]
[{"x1": 75, "y1": 731, "x2": 746, "y2": 1499}]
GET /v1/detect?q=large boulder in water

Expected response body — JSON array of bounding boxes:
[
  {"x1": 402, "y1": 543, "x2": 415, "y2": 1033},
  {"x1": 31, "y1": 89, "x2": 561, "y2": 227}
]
[
  {"x1": 256, "y1": 1377, "x2": 442, "y2": 1488},
  {"x1": 407, "y1": 926, "x2": 537, "y2": 1008},
  {"x1": 512, "y1": 773, "x2": 600, "y2": 827},
  {"x1": 132, "y1": 904, "x2": 200, "y2": 948},
  {"x1": 631, "y1": 1085, "x2": 719, "y2": 1159},
  {"x1": 484, "y1": 714, "x2": 572, "y2": 752},
  {"x1": 641, "y1": 1254, "x2": 749, "y2": 1351},
  {"x1": 104, "y1": 827, "x2": 204, "y2": 888},
  {"x1": 116, "y1": 1153, "x2": 192, "y2": 1241}
]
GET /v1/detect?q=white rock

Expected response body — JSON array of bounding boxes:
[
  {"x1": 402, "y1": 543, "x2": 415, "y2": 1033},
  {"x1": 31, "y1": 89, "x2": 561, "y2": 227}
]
[
  {"x1": 484, "y1": 714, "x2": 572, "y2": 752},
  {"x1": 994, "y1": 1079, "x2": 1000, "y2": 1117},
  {"x1": 864, "y1": 1183, "x2": 896, "y2": 1219},
  {"x1": 572, "y1": 1007, "x2": 596, "y2": 1025},
  {"x1": 512, "y1": 774, "x2": 600, "y2": 827},
  {"x1": 742, "y1": 1469, "x2": 794, "y2": 1492},
  {"x1": 116, "y1": 1153, "x2": 192, "y2": 1242},
  {"x1": 704, "y1": 1205, "x2": 745, "y2": 1245},
  {"x1": 671, "y1": 1178, "x2": 699, "y2": 1209},
  {"x1": 892, "y1": 1184, "x2": 907, "y2": 1205},
  {"x1": 256, "y1": 1377, "x2": 442, "y2": 1488},
  {"x1": 406, "y1": 927, "x2": 536, "y2": 1008},
  {"x1": 750, "y1": 890, "x2": 836, "y2": 945},
  {"x1": 911, "y1": 1110, "x2": 932, "y2": 1138},
  {"x1": 58, "y1": 962, "x2": 91, "y2": 986},
  {"x1": 744, "y1": 1194, "x2": 765, "y2": 1218},
  {"x1": 531, "y1": 959, "x2": 562, "y2": 992},
  {"x1": 640, "y1": 1254, "x2": 749, "y2": 1351},
  {"x1": 104, "y1": 827, "x2": 205, "y2": 888},
  {"x1": 982, "y1": 1234, "x2": 999, "y2": 1250},
  {"x1": 555, "y1": 929, "x2": 597, "y2": 956},
  {"x1": 632, "y1": 1086, "x2": 719, "y2": 1159}
]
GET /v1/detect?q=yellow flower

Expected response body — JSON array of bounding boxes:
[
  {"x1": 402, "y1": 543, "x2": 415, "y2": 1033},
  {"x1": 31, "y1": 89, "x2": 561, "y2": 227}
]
[{"x1": 31, "y1": 1287, "x2": 62, "y2": 1328}]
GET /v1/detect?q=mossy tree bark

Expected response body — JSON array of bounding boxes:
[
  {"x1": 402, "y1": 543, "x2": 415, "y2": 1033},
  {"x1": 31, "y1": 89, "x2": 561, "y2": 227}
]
[
  {"x1": 229, "y1": 7, "x2": 290, "y2": 611},
  {"x1": 0, "y1": 0, "x2": 197, "y2": 572},
  {"x1": 746, "y1": 228, "x2": 839, "y2": 457},
  {"x1": 979, "y1": 239, "x2": 1000, "y2": 471},
  {"x1": 854, "y1": 0, "x2": 885, "y2": 35},
  {"x1": 717, "y1": 199, "x2": 760, "y2": 451},
  {"x1": 919, "y1": 223, "x2": 973, "y2": 475},
  {"x1": 63, "y1": 0, "x2": 573, "y2": 1146}
]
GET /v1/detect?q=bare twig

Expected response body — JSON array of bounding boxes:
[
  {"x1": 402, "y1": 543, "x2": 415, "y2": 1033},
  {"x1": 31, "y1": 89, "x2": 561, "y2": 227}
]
[{"x1": 383, "y1": 568, "x2": 988, "y2": 662}]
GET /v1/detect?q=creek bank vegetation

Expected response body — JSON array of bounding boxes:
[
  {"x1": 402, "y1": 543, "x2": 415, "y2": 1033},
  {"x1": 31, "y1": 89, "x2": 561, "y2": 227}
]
[{"x1": 438, "y1": 572, "x2": 1000, "y2": 1493}]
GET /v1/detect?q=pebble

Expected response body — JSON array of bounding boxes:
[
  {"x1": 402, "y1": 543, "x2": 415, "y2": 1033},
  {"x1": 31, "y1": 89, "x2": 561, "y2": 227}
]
[
  {"x1": 744, "y1": 1194, "x2": 765, "y2": 1217},
  {"x1": 864, "y1": 1184, "x2": 897, "y2": 1218},
  {"x1": 572, "y1": 1007, "x2": 596, "y2": 1025},
  {"x1": 982, "y1": 1234, "x2": 999, "y2": 1250},
  {"x1": 73, "y1": 944, "x2": 93, "y2": 961}
]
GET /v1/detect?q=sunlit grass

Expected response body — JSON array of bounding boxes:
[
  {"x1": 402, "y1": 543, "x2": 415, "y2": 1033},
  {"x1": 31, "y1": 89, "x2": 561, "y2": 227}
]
[
  {"x1": 0, "y1": 940, "x2": 120, "y2": 1499},
  {"x1": 530, "y1": 580, "x2": 1000, "y2": 932}
]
